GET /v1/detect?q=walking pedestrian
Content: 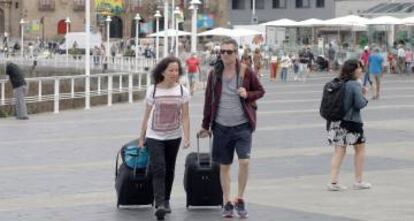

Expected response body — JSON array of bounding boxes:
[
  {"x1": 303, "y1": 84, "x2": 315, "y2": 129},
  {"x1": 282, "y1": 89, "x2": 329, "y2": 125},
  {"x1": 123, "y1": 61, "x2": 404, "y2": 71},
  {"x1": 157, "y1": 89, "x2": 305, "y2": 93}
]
[
  {"x1": 368, "y1": 48, "x2": 384, "y2": 100},
  {"x1": 252, "y1": 48, "x2": 263, "y2": 78},
  {"x1": 326, "y1": 59, "x2": 371, "y2": 191},
  {"x1": 185, "y1": 53, "x2": 200, "y2": 95},
  {"x1": 280, "y1": 54, "x2": 291, "y2": 82},
  {"x1": 360, "y1": 46, "x2": 373, "y2": 91},
  {"x1": 138, "y1": 56, "x2": 191, "y2": 220},
  {"x1": 198, "y1": 38, "x2": 265, "y2": 219},
  {"x1": 269, "y1": 53, "x2": 278, "y2": 81}
]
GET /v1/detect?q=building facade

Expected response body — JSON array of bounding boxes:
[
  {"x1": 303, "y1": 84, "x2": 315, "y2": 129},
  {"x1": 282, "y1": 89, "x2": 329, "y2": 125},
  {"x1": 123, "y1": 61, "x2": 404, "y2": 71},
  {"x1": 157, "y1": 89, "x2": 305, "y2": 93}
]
[
  {"x1": 228, "y1": 0, "x2": 335, "y2": 25},
  {"x1": 0, "y1": 0, "x2": 22, "y2": 39},
  {"x1": 0, "y1": 0, "x2": 228, "y2": 43}
]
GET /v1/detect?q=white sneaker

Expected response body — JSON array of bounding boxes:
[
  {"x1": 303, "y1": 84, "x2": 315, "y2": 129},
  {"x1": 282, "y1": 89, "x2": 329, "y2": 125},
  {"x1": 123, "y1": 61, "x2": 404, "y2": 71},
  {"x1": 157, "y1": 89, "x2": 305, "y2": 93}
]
[
  {"x1": 353, "y1": 181, "x2": 372, "y2": 190},
  {"x1": 326, "y1": 183, "x2": 347, "y2": 191}
]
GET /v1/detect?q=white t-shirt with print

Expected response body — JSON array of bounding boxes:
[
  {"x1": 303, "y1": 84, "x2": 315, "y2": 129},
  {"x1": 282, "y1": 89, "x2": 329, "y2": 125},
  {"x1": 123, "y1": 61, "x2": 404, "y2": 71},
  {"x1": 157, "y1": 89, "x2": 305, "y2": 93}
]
[{"x1": 145, "y1": 84, "x2": 191, "y2": 140}]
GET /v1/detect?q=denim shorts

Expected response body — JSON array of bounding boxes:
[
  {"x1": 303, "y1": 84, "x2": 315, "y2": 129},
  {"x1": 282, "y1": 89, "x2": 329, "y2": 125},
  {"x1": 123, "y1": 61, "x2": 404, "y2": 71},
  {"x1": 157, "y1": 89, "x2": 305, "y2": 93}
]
[{"x1": 212, "y1": 122, "x2": 252, "y2": 165}]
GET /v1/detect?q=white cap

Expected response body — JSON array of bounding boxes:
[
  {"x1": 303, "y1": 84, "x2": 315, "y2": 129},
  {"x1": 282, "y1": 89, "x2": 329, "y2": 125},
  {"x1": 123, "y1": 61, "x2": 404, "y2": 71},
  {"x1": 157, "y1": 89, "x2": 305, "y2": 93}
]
[{"x1": 364, "y1": 45, "x2": 369, "y2": 50}]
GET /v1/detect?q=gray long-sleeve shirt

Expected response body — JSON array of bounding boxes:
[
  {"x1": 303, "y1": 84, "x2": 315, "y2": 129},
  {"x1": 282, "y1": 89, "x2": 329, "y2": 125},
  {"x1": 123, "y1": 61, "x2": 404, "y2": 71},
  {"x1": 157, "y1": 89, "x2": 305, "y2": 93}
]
[{"x1": 343, "y1": 80, "x2": 368, "y2": 123}]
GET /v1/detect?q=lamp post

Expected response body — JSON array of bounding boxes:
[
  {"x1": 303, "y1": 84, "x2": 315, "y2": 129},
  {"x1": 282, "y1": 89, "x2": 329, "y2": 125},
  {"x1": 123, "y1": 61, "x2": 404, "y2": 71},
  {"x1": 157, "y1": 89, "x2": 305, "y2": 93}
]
[
  {"x1": 85, "y1": 0, "x2": 91, "y2": 110},
  {"x1": 134, "y1": 13, "x2": 141, "y2": 72},
  {"x1": 65, "y1": 17, "x2": 71, "y2": 65},
  {"x1": 20, "y1": 19, "x2": 25, "y2": 59},
  {"x1": 105, "y1": 16, "x2": 112, "y2": 62},
  {"x1": 154, "y1": 10, "x2": 161, "y2": 61},
  {"x1": 163, "y1": 1, "x2": 169, "y2": 57},
  {"x1": 190, "y1": 0, "x2": 201, "y2": 53},
  {"x1": 174, "y1": 7, "x2": 181, "y2": 57}
]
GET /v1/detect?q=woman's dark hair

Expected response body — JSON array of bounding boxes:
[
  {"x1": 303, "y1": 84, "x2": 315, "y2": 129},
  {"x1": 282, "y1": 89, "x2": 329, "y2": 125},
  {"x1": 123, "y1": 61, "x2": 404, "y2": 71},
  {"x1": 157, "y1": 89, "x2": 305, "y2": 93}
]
[
  {"x1": 151, "y1": 56, "x2": 183, "y2": 84},
  {"x1": 339, "y1": 59, "x2": 362, "y2": 81}
]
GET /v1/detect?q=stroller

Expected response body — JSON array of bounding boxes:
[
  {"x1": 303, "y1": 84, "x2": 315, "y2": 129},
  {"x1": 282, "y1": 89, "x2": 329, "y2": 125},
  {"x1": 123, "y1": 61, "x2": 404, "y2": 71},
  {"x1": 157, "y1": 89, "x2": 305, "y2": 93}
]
[{"x1": 315, "y1": 55, "x2": 329, "y2": 72}]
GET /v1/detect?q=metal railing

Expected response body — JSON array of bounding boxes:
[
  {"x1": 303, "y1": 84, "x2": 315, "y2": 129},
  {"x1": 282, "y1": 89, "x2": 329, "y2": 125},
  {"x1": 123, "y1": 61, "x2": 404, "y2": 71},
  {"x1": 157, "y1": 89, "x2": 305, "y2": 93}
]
[
  {"x1": 1, "y1": 55, "x2": 156, "y2": 72},
  {"x1": 0, "y1": 71, "x2": 151, "y2": 113}
]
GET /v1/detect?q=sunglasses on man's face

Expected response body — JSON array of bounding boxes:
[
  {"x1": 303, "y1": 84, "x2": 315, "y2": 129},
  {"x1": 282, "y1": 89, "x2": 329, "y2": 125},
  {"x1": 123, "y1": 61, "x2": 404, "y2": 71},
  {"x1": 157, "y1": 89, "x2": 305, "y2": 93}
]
[{"x1": 220, "y1": 49, "x2": 236, "y2": 55}]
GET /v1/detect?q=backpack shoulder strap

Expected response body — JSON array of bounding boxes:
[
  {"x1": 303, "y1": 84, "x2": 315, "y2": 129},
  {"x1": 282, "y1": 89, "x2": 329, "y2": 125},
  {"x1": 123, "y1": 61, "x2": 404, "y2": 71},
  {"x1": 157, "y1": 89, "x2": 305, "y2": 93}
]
[
  {"x1": 152, "y1": 84, "x2": 157, "y2": 98},
  {"x1": 180, "y1": 84, "x2": 183, "y2": 97},
  {"x1": 237, "y1": 63, "x2": 248, "y2": 88}
]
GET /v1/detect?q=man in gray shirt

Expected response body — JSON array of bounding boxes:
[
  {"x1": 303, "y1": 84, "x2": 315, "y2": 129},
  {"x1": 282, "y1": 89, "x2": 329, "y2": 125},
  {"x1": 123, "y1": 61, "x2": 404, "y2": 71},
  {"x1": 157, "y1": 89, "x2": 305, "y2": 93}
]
[{"x1": 199, "y1": 38, "x2": 265, "y2": 219}]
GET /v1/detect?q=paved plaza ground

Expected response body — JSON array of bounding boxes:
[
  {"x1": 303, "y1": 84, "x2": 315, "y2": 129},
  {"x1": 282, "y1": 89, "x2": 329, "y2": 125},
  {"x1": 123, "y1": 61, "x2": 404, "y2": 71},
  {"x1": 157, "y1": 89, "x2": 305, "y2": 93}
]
[{"x1": 1, "y1": 71, "x2": 414, "y2": 221}]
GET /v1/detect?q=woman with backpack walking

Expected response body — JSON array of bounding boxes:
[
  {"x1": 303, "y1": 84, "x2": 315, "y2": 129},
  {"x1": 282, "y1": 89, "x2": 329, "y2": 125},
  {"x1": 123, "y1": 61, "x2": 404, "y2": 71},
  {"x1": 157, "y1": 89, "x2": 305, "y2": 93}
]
[
  {"x1": 138, "y1": 56, "x2": 191, "y2": 220},
  {"x1": 326, "y1": 59, "x2": 371, "y2": 191}
]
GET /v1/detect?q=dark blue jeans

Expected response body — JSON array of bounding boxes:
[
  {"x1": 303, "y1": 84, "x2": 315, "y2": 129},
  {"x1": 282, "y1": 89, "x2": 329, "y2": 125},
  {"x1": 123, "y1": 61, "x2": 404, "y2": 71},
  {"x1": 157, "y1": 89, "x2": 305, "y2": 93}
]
[{"x1": 146, "y1": 137, "x2": 181, "y2": 207}]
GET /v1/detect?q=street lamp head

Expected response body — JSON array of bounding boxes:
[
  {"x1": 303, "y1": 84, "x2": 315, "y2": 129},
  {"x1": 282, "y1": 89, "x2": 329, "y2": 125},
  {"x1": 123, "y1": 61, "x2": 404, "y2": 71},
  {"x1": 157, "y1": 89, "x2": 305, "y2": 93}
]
[
  {"x1": 105, "y1": 16, "x2": 112, "y2": 22},
  {"x1": 134, "y1": 13, "x2": 141, "y2": 21},
  {"x1": 65, "y1": 17, "x2": 71, "y2": 23},
  {"x1": 154, "y1": 10, "x2": 161, "y2": 18},
  {"x1": 20, "y1": 19, "x2": 25, "y2": 24},
  {"x1": 190, "y1": 0, "x2": 201, "y2": 5}
]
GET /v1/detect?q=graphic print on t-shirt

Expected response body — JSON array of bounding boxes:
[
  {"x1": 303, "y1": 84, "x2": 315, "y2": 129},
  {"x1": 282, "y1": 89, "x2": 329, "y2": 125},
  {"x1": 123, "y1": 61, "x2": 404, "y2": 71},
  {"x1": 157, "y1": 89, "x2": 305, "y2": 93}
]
[{"x1": 152, "y1": 96, "x2": 182, "y2": 132}]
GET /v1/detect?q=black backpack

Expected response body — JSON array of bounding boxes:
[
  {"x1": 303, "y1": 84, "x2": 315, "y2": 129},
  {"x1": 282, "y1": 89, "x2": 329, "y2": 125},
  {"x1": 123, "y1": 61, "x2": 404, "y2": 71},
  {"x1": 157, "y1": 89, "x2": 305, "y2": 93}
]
[{"x1": 320, "y1": 78, "x2": 347, "y2": 121}]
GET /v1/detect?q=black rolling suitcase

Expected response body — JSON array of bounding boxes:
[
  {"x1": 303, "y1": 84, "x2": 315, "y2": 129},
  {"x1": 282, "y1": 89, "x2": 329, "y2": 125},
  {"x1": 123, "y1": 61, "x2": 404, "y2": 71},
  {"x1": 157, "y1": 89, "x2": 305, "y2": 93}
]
[
  {"x1": 184, "y1": 134, "x2": 223, "y2": 208},
  {"x1": 115, "y1": 139, "x2": 154, "y2": 208}
]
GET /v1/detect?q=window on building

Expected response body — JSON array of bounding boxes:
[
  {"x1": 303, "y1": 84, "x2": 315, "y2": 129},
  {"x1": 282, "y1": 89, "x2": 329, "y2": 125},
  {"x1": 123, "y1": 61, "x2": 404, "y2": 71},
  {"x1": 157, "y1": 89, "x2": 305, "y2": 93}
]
[
  {"x1": 232, "y1": 0, "x2": 245, "y2": 10},
  {"x1": 250, "y1": 0, "x2": 265, "y2": 9},
  {"x1": 73, "y1": 0, "x2": 85, "y2": 11},
  {"x1": 130, "y1": 0, "x2": 141, "y2": 13},
  {"x1": 15, "y1": 2, "x2": 19, "y2": 9},
  {"x1": 38, "y1": 0, "x2": 55, "y2": 11},
  {"x1": 273, "y1": 0, "x2": 287, "y2": 9},
  {"x1": 295, "y1": 0, "x2": 310, "y2": 8},
  {"x1": 316, "y1": 0, "x2": 324, "y2": 8}
]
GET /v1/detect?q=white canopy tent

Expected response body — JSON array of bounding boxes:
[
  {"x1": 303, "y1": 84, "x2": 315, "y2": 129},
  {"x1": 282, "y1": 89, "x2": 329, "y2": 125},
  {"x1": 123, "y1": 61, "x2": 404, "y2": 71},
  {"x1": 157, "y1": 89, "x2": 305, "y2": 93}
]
[
  {"x1": 260, "y1": 18, "x2": 298, "y2": 27},
  {"x1": 147, "y1": 29, "x2": 191, "y2": 37},
  {"x1": 401, "y1": 16, "x2": 414, "y2": 25},
  {"x1": 324, "y1": 15, "x2": 369, "y2": 27},
  {"x1": 365, "y1": 16, "x2": 403, "y2": 47},
  {"x1": 231, "y1": 28, "x2": 263, "y2": 37},
  {"x1": 197, "y1": 27, "x2": 234, "y2": 37},
  {"x1": 294, "y1": 18, "x2": 326, "y2": 27},
  {"x1": 365, "y1": 16, "x2": 402, "y2": 25},
  {"x1": 323, "y1": 15, "x2": 369, "y2": 46}
]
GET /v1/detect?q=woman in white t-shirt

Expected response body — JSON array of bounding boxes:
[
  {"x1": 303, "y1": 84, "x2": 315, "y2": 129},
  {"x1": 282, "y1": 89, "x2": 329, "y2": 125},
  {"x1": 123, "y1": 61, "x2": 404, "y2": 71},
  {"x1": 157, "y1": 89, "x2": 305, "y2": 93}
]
[{"x1": 139, "y1": 56, "x2": 190, "y2": 220}]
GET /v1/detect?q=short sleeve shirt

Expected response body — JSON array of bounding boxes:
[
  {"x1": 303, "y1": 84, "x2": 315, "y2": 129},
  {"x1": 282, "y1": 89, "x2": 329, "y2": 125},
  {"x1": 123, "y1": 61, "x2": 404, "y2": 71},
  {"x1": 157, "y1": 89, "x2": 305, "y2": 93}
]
[
  {"x1": 145, "y1": 84, "x2": 191, "y2": 140},
  {"x1": 368, "y1": 54, "x2": 384, "y2": 75}
]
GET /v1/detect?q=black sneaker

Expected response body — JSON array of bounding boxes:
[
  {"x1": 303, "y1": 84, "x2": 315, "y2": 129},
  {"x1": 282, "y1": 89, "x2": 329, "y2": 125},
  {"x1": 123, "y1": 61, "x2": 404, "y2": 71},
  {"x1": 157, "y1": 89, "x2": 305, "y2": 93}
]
[
  {"x1": 234, "y1": 198, "x2": 248, "y2": 218},
  {"x1": 164, "y1": 201, "x2": 171, "y2": 214},
  {"x1": 222, "y1": 201, "x2": 234, "y2": 218},
  {"x1": 155, "y1": 206, "x2": 167, "y2": 220}
]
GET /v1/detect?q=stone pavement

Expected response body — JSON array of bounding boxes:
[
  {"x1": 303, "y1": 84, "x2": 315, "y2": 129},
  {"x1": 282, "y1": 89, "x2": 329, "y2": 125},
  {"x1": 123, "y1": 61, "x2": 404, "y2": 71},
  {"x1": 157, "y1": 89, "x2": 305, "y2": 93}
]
[{"x1": 1, "y1": 72, "x2": 414, "y2": 221}]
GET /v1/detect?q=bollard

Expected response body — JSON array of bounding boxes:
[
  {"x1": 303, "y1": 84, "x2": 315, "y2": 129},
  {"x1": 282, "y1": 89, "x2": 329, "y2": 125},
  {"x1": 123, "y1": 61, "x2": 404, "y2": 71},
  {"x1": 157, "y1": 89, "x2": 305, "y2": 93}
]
[
  {"x1": 108, "y1": 75, "x2": 113, "y2": 106},
  {"x1": 71, "y1": 78, "x2": 75, "y2": 98},
  {"x1": 0, "y1": 82, "x2": 5, "y2": 105},
  {"x1": 119, "y1": 75, "x2": 122, "y2": 91},
  {"x1": 54, "y1": 78, "x2": 60, "y2": 114},
  {"x1": 128, "y1": 73, "x2": 133, "y2": 103},
  {"x1": 38, "y1": 80, "x2": 42, "y2": 101}
]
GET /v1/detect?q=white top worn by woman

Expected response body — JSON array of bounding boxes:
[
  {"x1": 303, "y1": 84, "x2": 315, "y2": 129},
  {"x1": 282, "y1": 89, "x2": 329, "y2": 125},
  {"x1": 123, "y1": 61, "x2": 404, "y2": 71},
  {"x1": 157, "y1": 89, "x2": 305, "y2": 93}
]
[{"x1": 145, "y1": 84, "x2": 191, "y2": 140}]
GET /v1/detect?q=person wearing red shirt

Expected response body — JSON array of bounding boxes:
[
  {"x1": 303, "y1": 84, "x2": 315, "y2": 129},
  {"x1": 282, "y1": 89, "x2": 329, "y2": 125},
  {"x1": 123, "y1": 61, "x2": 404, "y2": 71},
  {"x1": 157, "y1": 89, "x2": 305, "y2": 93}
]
[{"x1": 185, "y1": 53, "x2": 200, "y2": 95}]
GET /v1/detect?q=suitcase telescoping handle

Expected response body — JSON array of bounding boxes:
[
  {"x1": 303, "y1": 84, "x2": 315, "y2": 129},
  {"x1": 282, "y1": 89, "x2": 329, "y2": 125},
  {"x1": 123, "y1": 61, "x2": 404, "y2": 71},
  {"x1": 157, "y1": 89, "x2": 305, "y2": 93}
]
[{"x1": 196, "y1": 132, "x2": 213, "y2": 168}]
